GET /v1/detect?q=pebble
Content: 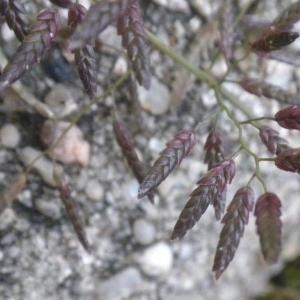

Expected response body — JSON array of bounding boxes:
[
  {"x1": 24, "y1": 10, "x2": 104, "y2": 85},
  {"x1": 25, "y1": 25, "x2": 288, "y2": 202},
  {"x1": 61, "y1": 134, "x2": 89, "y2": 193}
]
[
  {"x1": 0, "y1": 124, "x2": 21, "y2": 148},
  {"x1": 44, "y1": 84, "x2": 78, "y2": 117},
  {"x1": 137, "y1": 242, "x2": 173, "y2": 276},
  {"x1": 0, "y1": 208, "x2": 16, "y2": 231},
  {"x1": 85, "y1": 180, "x2": 104, "y2": 201},
  {"x1": 138, "y1": 77, "x2": 170, "y2": 115},
  {"x1": 35, "y1": 198, "x2": 62, "y2": 220},
  {"x1": 133, "y1": 218, "x2": 156, "y2": 246},
  {"x1": 98, "y1": 268, "x2": 144, "y2": 300},
  {"x1": 40, "y1": 120, "x2": 90, "y2": 167},
  {"x1": 113, "y1": 57, "x2": 128, "y2": 76},
  {"x1": 19, "y1": 147, "x2": 61, "y2": 187}
]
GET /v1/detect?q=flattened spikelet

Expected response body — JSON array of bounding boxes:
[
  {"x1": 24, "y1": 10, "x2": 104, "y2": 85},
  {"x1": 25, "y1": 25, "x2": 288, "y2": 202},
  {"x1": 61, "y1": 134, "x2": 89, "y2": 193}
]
[
  {"x1": 0, "y1": 9, "x2": 60, "y2": 91},
  {"x1": 212, "y1": 186, "x2": 255, "y2": 279},
  {"x1": 259, "y1": 126, "x2": 289, "y2": 155},
  {"x1": 68, "y1": 3, "x2": 98, "y2": 98},
  {"x1": 255, "y1": 193, "x2": 282, "y2": 263},
  {"x1": 171, "y1": 160, "x2": 236, "y2": 240},
  {"x1": 6, "y1": 0, "x2": 30, "y2": 41},
  {"x1": 251, "y1": 2, "x2": 300, "y2": 53},
  {"x1": 54, "y1": 171, "x2": 90, "y2": 252},
  {"x1": 117, "y1": 0, "x2": 151, "y2": 89},
  {"x1": 240, "y1": 78, "x2": 296, "y2": 105},
  {"x1": 138, "y1": 129, "x2": 196, "y2": 198},
  {"x1": 69, "y1": 0, "x2": 129, "y2": 50},
  {"x1": 275, "y1": 105, "x2": 300, "y2": 130},
  {"x1": 219, "y1": 0, "x2": 237, "y2": 63}
]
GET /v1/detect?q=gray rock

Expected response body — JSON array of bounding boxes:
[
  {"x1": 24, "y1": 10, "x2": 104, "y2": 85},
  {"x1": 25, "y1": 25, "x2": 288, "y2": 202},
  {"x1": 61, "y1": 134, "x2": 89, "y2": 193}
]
[
  {"x1": 133, "y1": 218, "x2": 156, "y2": 246},
  {"x1": 97, "y1": 268, "x2": 145, "y2": 300},
  {"x1": 0, "y1": 124, "x2": 21, "y2": 148},
  {"x1": 138, "y1": 77, "x2": 170, "y2": 115}
]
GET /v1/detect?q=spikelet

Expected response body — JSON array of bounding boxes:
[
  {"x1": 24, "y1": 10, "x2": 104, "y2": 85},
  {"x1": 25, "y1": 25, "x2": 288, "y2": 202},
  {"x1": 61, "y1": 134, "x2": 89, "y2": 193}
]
[
  {"x1": 138, "y1": 129, "x2": 196, "y2": 198},
  {"x1": 69, "y1": 0, "x2": 129, "y2": 50},
  {"x1": 259, "y1": 126, "x2": 290, "y2": 155},
  {"x1": 219, "y1": 0, "x2": 237, "y2": 63},
  {"x1": 240, "y1": 78, "x2": 296, "y2": 105},
  {"x1": 255, "y1": 193, "x2": 282, "y2": 263},
  {"x1": 275, "y1": 148, "x2": 300, "y2": 173},
  {"x1": 5, "y1": 0, "x2": 30, "y2": 41},
  {"x1": 251, "y1": 2, "x2": 300, "y2": 53},
  {"x1": 113, "y1": 114, "x2": 154, "y2": 202},
  {"x1": 117, "y1": 0, "x2": 151, "y2": 89},
  {"x1": 0, "y1": 9, "x2": 61, "y2": 91},
  {"x1": 54, "y1": 170, "x2": 90, "y2": 252},
  {"x1": 171, "y1": 159, "x2": 236, "y2": 240},
  {"x1": 68, "y1": 3, "x2": 98, "y2": 98},
  {"x1": 212, "y1": 186, "x2": 255, "y2": 279},
  {"x1": 275, "y1": 105, "x2": 300, "y2": 130}
]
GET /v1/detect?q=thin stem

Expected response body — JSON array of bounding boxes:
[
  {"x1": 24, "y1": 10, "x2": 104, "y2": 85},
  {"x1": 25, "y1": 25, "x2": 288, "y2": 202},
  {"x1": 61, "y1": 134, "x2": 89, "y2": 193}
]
[{"x1": 240, "y1": 116, "x2": 275, "y2": 124}]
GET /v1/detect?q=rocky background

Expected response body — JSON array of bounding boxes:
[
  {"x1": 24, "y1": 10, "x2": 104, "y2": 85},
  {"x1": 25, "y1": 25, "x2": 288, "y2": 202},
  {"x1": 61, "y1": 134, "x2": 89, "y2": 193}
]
[{"x1": 1, "y1": 0, "x2": 300, "y2": 299}]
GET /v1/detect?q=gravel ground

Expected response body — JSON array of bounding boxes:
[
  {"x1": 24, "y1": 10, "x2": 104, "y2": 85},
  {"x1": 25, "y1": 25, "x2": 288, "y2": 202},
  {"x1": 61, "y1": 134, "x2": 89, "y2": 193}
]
[{"x1": 1, "y1": 1, "x2": 300, "y2": 300}]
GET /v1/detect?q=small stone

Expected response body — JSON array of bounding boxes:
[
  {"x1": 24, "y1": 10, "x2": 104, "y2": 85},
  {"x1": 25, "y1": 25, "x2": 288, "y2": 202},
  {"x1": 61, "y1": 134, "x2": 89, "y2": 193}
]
[
  {"x1": 0, "y1": 208, "x2": 16, "y2": 231},
  {"x1": 85, "y1": 180, "x2": 104, "y2": 201},
  {"x1": 35, "y1": 198, "x2": 62, "y2": 220},
  {"x1": 40, "y1": 120, "x2": 90, "y2": 167},
  {"x1": 19, "y1": 147, "x2": 60, "y2": 187},
  {"x1": 138, "y1": 77, "x2": 170, "y2": 115},
  {"x1": 137, "y1": 242, "x2": 173, "y2": 276},
  {"x1": 133, "y1": 218, "x2": 156, "y2": 246},
  {"x1": 98, "y1": 268, "x2": 144, "y2": 300},
  {"x1": 113, "y1": 57, "x2": 128, "y2": 76},
  {"x1": 44, "y1": 84, "x2": 78, "y2": 117},
  {"x1": 0, "y1": 124, "x2": 20, "y2": 148}
]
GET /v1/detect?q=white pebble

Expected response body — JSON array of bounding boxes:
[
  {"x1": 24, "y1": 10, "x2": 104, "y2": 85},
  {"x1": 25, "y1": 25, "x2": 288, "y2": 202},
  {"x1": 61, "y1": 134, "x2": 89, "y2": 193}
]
[
  {"x1": 133, "y1": 219, "x2": 156, "y2": 245},
  {"x1": 98, "y1": 268, "x2": 144, "y2": 300},
  {"x1": 138, "y1": 242, "x2": 173, "y2": 276},
  {"x1": 113, "y1": 57, "x2": 128, "y2": 76},
  {"x1": 44, "y1": 84, "x2": 78, "y2": 117},
  {"x1": 85, "y1": 180, "x2": 104, "y2": 201},
  {"x1": 138, "y1": 77, "x2": 170, "y2": 115},
  {"x1": 0, "y1": 124, "x2": 20, "y2": 148}
]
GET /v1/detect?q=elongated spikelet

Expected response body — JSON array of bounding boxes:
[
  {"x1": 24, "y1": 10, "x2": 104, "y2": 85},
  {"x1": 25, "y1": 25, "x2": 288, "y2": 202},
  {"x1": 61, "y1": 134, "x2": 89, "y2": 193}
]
[
  {"x1": 0, "y1": 9, "x2": 61, "y2": 91},
  {"x1": 138, "y1": 129, "x2": 196, "y2": 198},
  {"x1": 255, "y1": 193, "x2": 282, "y2": 263},
  {"x1": 259, "y1": 126, "x2": 290, "y2": 155},
  {"x1": 117, "y1": 0, "x2": 151, "y2": 89},
  {"x1": 69, "y1": 0, "x2": 129, "y2": 50},
  {"x1": 212, "y1": 186, "x2": 255, "y2": 279},
  {"x1": 113, "y1": 114, "x2": 154, "y2": 202},
  {"x1": 204, "y1": 131, "x2": 225, "y2": 170},
  {"x1": 54, "y1": 171, "x2": 90, "y2": 252},
  {"x1": 275, "y1": 105, "x2": 300, "y2": 130},
  {"x1": 240, "y1": 78, "x2": 296, "y2": 105},
  {"x1": 219, "y1": 0, "x2": 237, "y2": 63},
  {"x1": 275, "y1": 148, "x2": 300, "y2": 173},
  {"x1": 68, "y1": 3, "x2": 98, "y2": 98},
  {"x1": 171, "y1": 159, "x2": 236, "y2": 240},
  {"x1": 251, "y1": 2, "x2": 300, "y2": 53},
  {"x1": 5, "y1": 0, "x2": 30, "y2": 41},
  {"x1": 204, "y1": 130, "x2": 226, "y2": 220}
]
